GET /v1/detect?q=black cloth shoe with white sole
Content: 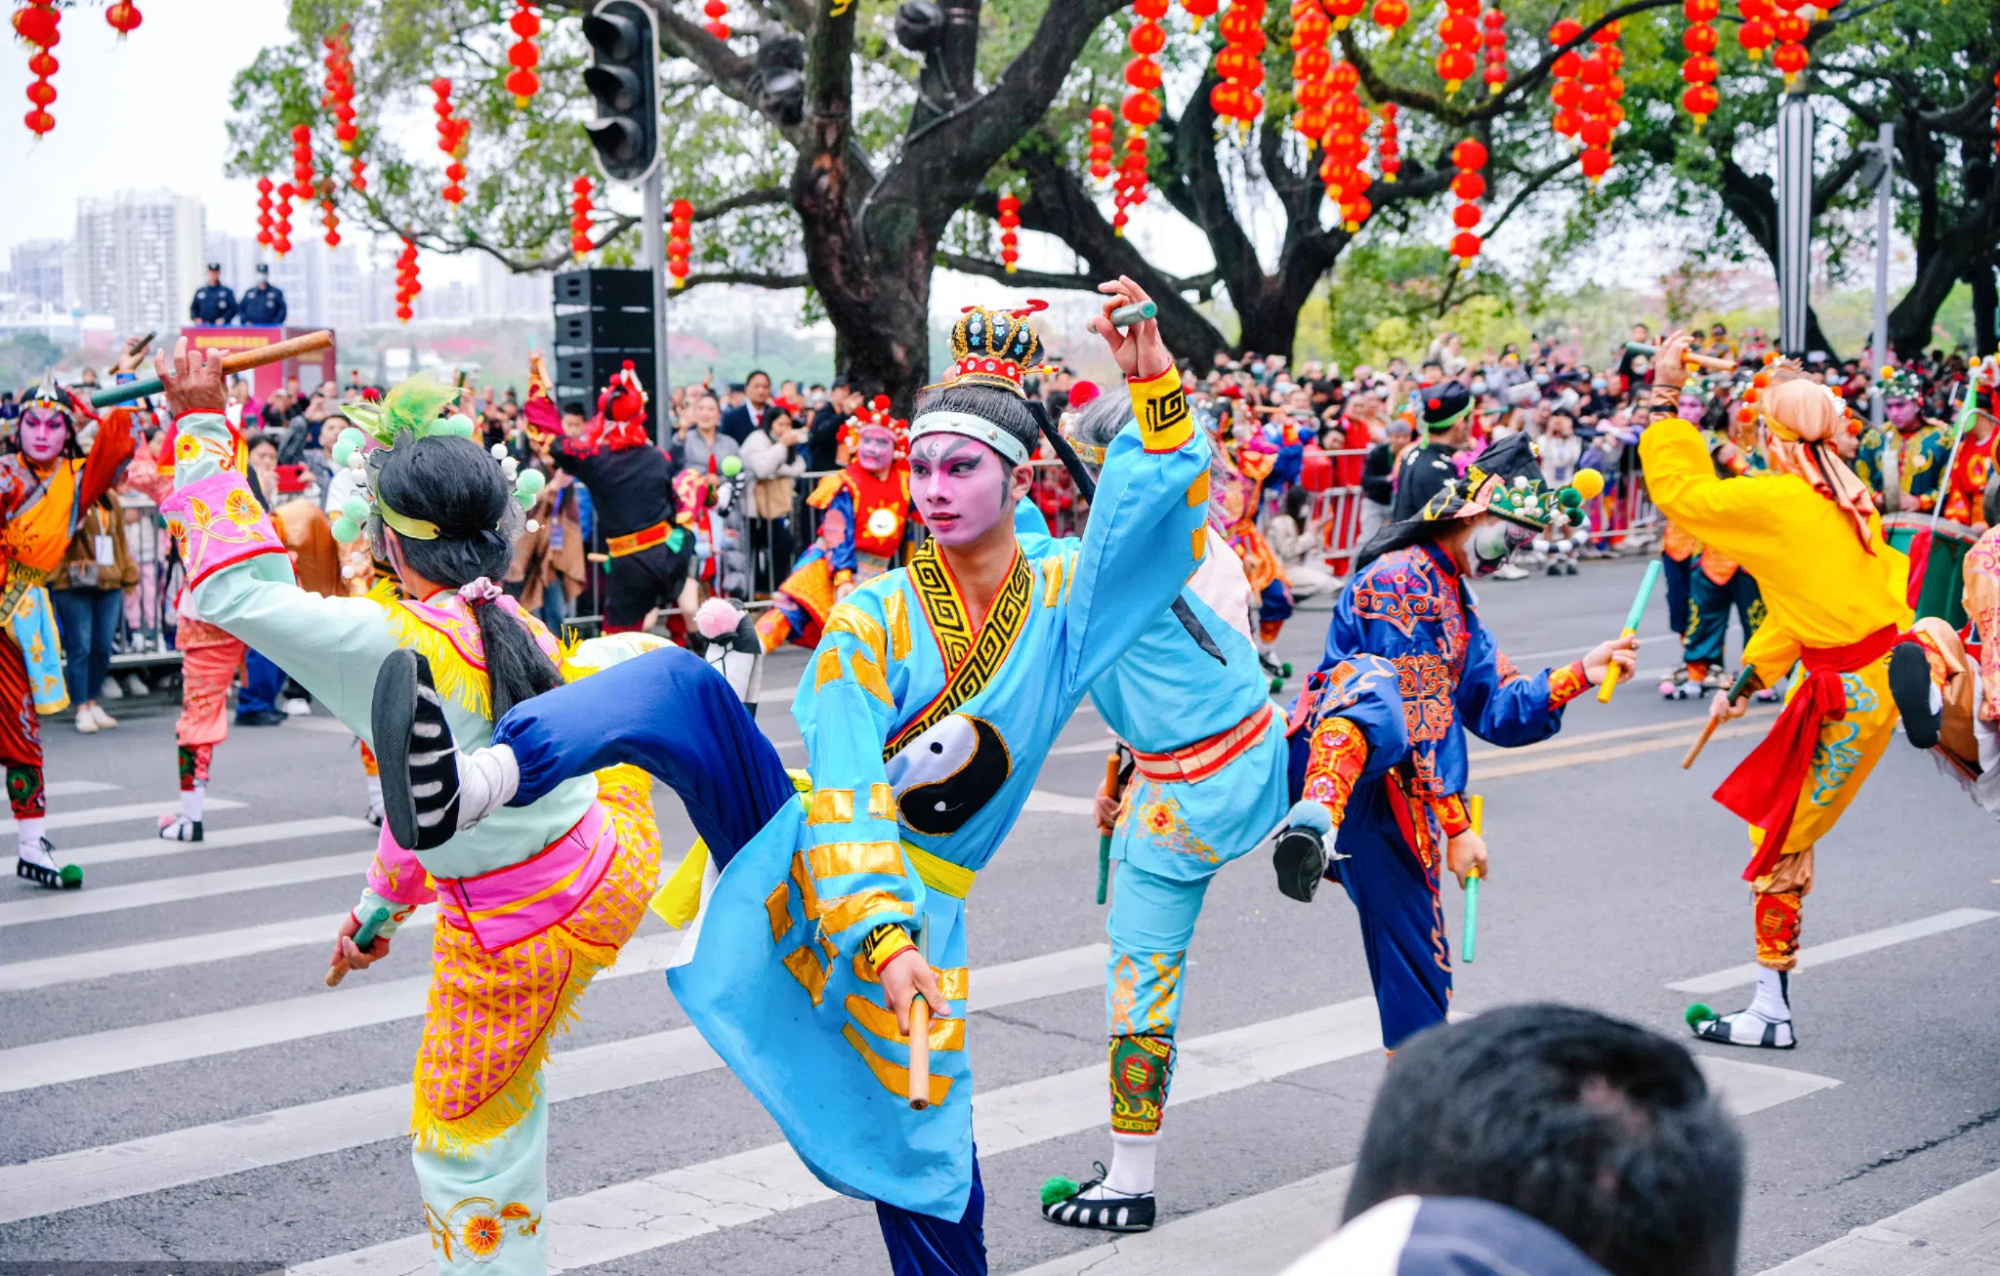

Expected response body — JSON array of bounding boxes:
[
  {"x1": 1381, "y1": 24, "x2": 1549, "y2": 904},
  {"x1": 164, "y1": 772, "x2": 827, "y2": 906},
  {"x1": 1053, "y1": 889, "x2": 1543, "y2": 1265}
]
[
  {"x1": 372, "y1": 649, "x2": 461, "y2": 851},
  {"x1": 1041, "y1": 1167, "x2": 1156, "y2": 1233},
  {"x1": 15, "y1": 839, "x2": 80, "y2": 890},
  {"x1": 1272, "y1": 824, "x2": 1328, "y2": 903},
  {"x1": 1889, "y1": 640, "x2": 1942, "y2": 750},
  {"x1": 1687, "y1": 1004, "x2": 1795, "y2": 1049}
]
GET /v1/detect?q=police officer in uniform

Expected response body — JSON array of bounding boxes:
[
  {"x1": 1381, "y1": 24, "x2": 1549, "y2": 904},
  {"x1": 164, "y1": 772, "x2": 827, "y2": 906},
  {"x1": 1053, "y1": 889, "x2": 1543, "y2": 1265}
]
[
  {"x1": 189, "y1": 263, "x2": 237, "y2": 326},
  {"x1": 1388, "y1": 379, "x2": 1475, "y2": 521},
  {"x1": 238, "y1": 263, "x2": 288, "y2": 327}
]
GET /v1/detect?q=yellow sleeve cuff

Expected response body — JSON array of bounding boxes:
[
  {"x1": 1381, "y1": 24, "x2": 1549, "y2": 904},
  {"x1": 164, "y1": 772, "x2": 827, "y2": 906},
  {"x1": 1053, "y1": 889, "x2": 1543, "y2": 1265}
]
[
  {"x1": 864, "y1": 922, "x2": 915, "y2": 975},
  {"x1": 1130, "y1": 365, "x2": 1193, "y2": 454}
]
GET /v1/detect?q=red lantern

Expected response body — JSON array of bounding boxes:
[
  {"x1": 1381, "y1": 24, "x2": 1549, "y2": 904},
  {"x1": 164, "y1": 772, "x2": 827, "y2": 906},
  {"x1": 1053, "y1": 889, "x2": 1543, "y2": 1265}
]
[
  {"x1": 997, "y1": 189, "x2": 1021, "y2": 273},
  {"x1": 273, "y1": 182, "x2": 295, "y2": 257},
  {"x1": 1292, "y1": 0, "x2": 1335, "y2": 148},
  {"x1": 507, "y1": 1, "x2": 542, "y2": 106},
  {"x1": 703, "y1": 0, "x2": 731, "y2": 40},
  {"x1": 1326, "y1": 0, "x2": 1363, "y2": 28},
  {"x1": 1679, "y1": 0, "x2": 1719, "y2": 129},
  {"x1": 668, "y1": 196, "x2": 694, "y2": 287},
  {"x1": 1372, "y1": 0, "x2": 1407, "y2": 28},
  {"x1": 1738, "y1": 0, "x2": 1773, "y2": 58},
  {"x1": 395, "y1": 237, "x2": 421, "y2": 322},
  {"x1": 255, "y1": 176, "x2": 275, "y2": 248},
  {"x1": 1377, "y1": 101, "x2": 1401, "y2": 181},
  {"x1": 1446, "y1": 131, "x2": 1482, "y2": 262},
  {"x1": 1211, "y1": 0, "x2": 1266, "y2": 134},
  {"x1": 1683, "y1": 84, "x2": 1720, "y2": 122},
  {"x1": 1119, "y1": 3, "x2": 1176, "y2": 226},
  {"x1": 570, "y1": 174, "x2": 595, "y2": 257},
  {"x1": 17, "y1": 0, "x2": 59, "y2": 137},
  {"x1": 1481, "y1": 8, "x2": 1508, "y2": 95},
  {"x1": 290, "y1": 125, "x2": 317, "y2": 246},
  {"x1": 1772, "y1": 39, "x2": 1807, "y2": 83},
  {"x1": 433, "y1": 78, "x2": 469, "y2": 205},
  {"x1": 1580, "y1": 145, "x2": 1611, "y2": 179},
  {"x1": 1088, "y1": 103, "x2": 1116, "y2": 181},
  {"x1": 1183, "y1": 0, "x2": 1220, "y2": 25},
  {"x1": 105, "y1": 2, "x2": 142, "y2": 36}
]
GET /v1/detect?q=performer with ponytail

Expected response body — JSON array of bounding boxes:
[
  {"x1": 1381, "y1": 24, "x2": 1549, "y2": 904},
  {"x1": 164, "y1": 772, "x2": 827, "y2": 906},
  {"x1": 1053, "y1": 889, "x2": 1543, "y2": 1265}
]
[
  {"x1": 151, "y1": 339, "x2": 661, "y2": 1275},
  {"x1": 373, "y1": 279, "x2": 1218, "y2": 1275},
  {"x1": 3, "y1": 379, "x2": 134, "y2": 888}
]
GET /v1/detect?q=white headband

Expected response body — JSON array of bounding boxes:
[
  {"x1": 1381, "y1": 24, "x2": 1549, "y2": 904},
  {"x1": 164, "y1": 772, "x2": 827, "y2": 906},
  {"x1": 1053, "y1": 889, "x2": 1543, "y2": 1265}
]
[{"x1": 907, "y1": 410, "x2": 1031, "y2": 467}]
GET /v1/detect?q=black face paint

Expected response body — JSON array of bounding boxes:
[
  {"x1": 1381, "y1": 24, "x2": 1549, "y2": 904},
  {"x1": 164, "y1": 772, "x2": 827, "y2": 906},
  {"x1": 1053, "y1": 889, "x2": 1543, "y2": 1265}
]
[{"x1": 885, "y1": 713, "x2": 1013, "y2": 836}]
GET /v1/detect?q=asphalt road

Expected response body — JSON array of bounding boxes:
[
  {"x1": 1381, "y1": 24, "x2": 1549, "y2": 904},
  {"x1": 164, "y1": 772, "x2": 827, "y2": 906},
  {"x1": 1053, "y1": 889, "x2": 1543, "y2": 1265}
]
[{"x1": 1, "y1": 555, "x2": 1996, "y2": 1275}]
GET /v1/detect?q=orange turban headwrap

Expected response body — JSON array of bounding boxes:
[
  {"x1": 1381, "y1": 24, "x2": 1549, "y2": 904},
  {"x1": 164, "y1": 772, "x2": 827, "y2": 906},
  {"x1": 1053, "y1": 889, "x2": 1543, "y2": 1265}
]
[{"x1": 1761, "y1": 370, "x2": 1877, "y2": 550}]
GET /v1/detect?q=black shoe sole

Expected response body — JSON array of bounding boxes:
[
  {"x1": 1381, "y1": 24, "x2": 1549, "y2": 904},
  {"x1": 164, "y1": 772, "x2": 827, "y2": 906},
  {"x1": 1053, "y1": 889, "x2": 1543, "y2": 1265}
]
[
  {"x1": 1889, "y1": 641, "x2": 1941, "y2": 750},
  {"x1": 1042, "y1": 1195, "x2": 1156, "y2": 1232},
  {"x1": 371, "y1": 650, "x2": 460, "y2": 851},
  {"x1": 1273, "y1": 826, "x2": 1327, "y2": 902}
]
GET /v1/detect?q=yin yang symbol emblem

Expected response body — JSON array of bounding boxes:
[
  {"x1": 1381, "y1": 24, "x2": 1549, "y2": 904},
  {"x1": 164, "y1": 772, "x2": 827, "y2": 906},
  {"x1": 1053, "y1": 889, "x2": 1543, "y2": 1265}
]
[{"x1": 885, "y1": 713, "x2": 1012, "y2": 836}]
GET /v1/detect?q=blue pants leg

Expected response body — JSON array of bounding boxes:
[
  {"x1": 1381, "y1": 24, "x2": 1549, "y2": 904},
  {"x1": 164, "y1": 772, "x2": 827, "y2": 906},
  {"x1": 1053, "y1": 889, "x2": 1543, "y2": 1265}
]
[
  {"x1": 1329, "y1": 783, "x2": 1451, "y2": 1051},
  {"x1": 876, "y1": 1149, "x2": 986, "y2": 1276},
  {"x1": 1662, "y1": 553, "x2": 1693, "y2": 639},
  {"x1": 490, "y1": 645, "x2": 794, "y2": 866},
  {"x1": 1105, "y1": 860, "x2": 1209, "y2": 1038},
  {"x1": 1684, "y1": 568, "x2": 1761, "y2": 669},
  {"x1": 238, "y1": 648, "x2": 286, "y2": 716}
]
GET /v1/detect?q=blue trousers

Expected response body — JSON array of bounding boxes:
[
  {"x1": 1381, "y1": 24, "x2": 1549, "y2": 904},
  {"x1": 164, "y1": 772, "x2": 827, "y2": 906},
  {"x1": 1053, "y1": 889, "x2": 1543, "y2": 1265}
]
[
  {"x1": 237, "y1": 648, "x2": 287, "y2": 717},
  {"x1": 1683, "y1": 567, "x2": 1762, "y2": 669},
  {"x1": 1105, "y1": 860, "x2": 1209, "y2": 1038},
  {"x1": 1662, "y1": 552, "x2": 1694, "y2": 639},
  {"x1": 490, "y1": 645, "x2": 988, "y2": 1272},
  {"x1": 1329, "y1": 779, "x2": 1451, "y2": 1051},
  {"x1": 51, "y1": 586, "x2": 122, "y2": 707}
]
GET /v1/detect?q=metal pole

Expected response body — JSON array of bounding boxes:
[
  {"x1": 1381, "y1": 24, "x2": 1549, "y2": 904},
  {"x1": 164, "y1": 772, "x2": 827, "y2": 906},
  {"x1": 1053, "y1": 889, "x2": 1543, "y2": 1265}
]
[
  {"x1": 641, "y1": 167, "x2": 669, "y2": 439},
  {"x1": 1776, "y1": 94, "x2": 1815, "y2": 358},
  {"x1": 1873, "y1": 122, "x2": 1897, "y2": 500}
]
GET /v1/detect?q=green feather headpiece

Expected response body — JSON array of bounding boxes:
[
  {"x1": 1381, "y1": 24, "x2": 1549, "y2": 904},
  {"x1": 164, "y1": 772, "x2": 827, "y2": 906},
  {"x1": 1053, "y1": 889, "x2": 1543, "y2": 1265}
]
[{"x1": 340, "y1": 374, "x2": 471, "y2": 448}]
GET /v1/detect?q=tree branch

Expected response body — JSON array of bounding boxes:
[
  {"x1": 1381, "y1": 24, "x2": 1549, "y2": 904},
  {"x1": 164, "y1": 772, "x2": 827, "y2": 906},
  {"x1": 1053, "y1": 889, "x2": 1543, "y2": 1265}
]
[{"x1": 679, "y1": 268, "x2": 813, "y2": 289}]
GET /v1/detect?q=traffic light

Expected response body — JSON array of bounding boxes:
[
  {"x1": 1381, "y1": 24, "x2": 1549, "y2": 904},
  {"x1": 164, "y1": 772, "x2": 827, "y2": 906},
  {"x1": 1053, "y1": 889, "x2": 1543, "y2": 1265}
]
[{"x1": 582, "y1": 0, "x2": 659, "y2": 183}]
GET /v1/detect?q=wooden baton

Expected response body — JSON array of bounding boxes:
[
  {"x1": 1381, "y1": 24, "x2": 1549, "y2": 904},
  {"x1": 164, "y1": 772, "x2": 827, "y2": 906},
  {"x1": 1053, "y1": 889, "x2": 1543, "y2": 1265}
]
[
  {"x1": 908, "y1": 995, "x2": 932, "y2": 1110},
  {"x1": 326, "y1": 905, "x2": 390, "y2": 988},
  {"x1": 1680, "y1": 667, "x2": 1760, "y2": 769},
  {"x1": 91, "y1": 330, "x2": 336, "y2": 409},
  {"x1": 1096, "y1": 750, "x2": 1122, "y2": 905},
  {"x1": 1624, "y1": 341, "x2": 1739, "y2": 373}
]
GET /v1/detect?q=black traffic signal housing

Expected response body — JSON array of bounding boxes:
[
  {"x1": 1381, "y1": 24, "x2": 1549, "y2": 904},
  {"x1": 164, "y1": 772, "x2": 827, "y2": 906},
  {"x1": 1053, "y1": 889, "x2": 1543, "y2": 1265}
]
[{"x1": 582, "y1": 0, "x2": 659, "y2": 183}]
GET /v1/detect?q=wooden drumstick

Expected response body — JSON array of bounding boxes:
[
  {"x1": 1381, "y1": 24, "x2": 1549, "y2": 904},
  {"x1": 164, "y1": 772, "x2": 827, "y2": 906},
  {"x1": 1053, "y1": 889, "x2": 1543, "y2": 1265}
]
[
  {"x1": 92, "y1": 330, "x2": 336, "y2": 409},
  {"x1": 1624, "y1": 341, "x2": 1738, "y2": 373},
  {"x1": 908, "y1": 995, "x2": 932, "y2": 1110},
  {"x1": 1681, "y1": 668, "x2": 1759, "y2": 769}
]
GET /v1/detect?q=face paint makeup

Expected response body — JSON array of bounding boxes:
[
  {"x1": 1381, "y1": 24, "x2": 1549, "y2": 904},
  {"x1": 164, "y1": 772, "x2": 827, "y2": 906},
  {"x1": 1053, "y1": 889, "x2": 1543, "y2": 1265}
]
[
  {"x1": 18, "y1": 407, "x2": 68, "y2": 464},
  {"x1": 909, "y1": 434, "x2": 1012, "y2": 547},
  {"x1": 1886, "y1": 398, "x2": 1920, "y2": 430},
  {"x1": 1469, "y1": 517, "x2": 1535, "y2": 578},
  {"x1": 855, "y1": 426, "x2": 897, "y2": 474}
]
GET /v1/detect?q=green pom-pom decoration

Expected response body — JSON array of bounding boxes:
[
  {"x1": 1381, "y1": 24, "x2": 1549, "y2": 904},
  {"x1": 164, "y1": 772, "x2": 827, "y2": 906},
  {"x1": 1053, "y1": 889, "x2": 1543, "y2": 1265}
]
[
  {"x1": 1559, "y1": 487, "x2": 1583, "y2": 509},
  {"x1": 338, "y1": 426, "x2": 367, "y2": 451},
  {"x1": 447, "y1": 414, "x2": 477, "y2": 438},
  {"x1": 515, "y1": 469, "x2": 546, "y2": 498},
  {"x1": 331, "y1": 515, "x2": 361, "y2": 543},
  {"x1": 1040, "y1": 1176, "x2": 1079, "y2": 1207},
  {"x1": 720, "y1": 454, "x2": 743, "y2": 478},
  {"x1": 58, "y1": 863, "x2": 82, "y2": 888},
  {"x1": 332, "y1": 440, "x2": 356, "y2": 467},
  {"x1": 1684, "y1": 1002, "x2": 1714, "y2": 1028},
  {"x1": 341, "y1": 495, "x2": 371, "y2": 523}
]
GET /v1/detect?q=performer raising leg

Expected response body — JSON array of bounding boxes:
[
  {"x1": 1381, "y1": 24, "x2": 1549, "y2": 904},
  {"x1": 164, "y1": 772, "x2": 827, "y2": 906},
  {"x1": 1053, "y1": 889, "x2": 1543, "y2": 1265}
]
[
  {"x1": 1272, "y1": 435, "x2": 1634, "y2": 1051},
  {"x1": 151, "y1": 342, "x2": 662, "y2": 1275},
  {"x1": 376, "y1": 281, "x2": 1363, "y2": 1276},
  {"x1": 1641, "y1": 331, "x2": 1913, "y2": 1050},
  {"x1": 1031, "y1": 387, "x2": 1407, "y2": 1232}
]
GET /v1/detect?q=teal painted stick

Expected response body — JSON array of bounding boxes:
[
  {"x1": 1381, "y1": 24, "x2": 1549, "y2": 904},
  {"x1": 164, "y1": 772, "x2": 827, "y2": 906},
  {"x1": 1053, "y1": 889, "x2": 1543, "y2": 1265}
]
[
  {"x1": 1096, "y1": 834, "x2": 1111, "y2": 906},
  {"x1": 1597, "y1": 558, "x2": 1663, "y2": 704},
  {"x1": 325, "y1": 905, "x2": 391, "y2": 987},
  {"x1": 1462, "y1": 794, "x2": 1484, "y2": 964},
  {"x1": 1108, "y1": 300, "x2": 1157, "y2": 328}
]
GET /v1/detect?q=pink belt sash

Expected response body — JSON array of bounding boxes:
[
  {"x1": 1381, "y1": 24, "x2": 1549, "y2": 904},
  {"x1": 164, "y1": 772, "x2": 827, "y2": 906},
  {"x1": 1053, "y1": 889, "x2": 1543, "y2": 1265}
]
[{"x1": 435, "y1": 802, "x2": 616, "y2": 952}]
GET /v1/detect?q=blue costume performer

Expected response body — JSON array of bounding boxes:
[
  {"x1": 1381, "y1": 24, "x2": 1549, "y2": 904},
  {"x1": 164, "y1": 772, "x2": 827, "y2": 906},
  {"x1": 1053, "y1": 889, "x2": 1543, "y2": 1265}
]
[
  {"x1": 1272, "y1": 435, "x2": 1632, "y2": 1050},
  {"x1": 1022, "y1": 389, "x2": 1405, "y2": 1233},
  {"x1": 374, "y1": 289, "x2": 1315, "y2": 1275}
]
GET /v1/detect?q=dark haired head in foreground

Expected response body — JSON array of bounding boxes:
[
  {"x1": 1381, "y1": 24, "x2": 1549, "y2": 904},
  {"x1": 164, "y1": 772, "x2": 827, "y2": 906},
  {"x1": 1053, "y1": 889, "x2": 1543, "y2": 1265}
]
[{"x1": 1289, "y1": 1004, "x2": 1743, "y2": 1276}]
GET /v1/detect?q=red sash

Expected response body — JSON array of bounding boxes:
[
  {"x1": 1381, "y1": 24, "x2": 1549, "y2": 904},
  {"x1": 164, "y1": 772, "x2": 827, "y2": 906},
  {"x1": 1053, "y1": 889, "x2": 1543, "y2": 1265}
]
[{"x1": 1716, "y1": 624, "x2": 1899, "y2": 882}]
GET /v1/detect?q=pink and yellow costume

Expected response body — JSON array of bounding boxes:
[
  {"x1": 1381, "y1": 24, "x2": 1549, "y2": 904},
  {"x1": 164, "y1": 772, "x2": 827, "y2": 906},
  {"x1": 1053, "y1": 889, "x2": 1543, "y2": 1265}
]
[{"x1": 163, "y1": 405, "x2": 661, "y2": 1276}]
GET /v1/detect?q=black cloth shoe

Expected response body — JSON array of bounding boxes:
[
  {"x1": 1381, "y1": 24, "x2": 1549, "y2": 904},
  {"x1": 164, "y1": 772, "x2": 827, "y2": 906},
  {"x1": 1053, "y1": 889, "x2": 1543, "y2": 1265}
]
[
  {"x1": 1889, "y1": 640, "x2": 1942, "y2": 749},
  {"x1": 1273, "y1": 824, "x2": 1328, "y2": 902},
  {"x1": 234, "y1": 709, "x2": 288, "y2": 727},
  {"x1": 372, "y1": 649, "x2": 461, "y2": 851},
  {"x1": 1041, "y1": 1166, "x2": 1156, "y2": 1234},
  {"x1": 15, "y1": 840, "x2": 79, "y2": 890}
]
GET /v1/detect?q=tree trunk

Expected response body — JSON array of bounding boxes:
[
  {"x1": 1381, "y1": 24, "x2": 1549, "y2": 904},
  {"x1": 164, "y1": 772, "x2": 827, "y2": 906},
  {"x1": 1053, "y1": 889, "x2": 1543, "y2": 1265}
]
[{"x1": 1972, "y1": 259, "x2": 1998, "y2": 357}]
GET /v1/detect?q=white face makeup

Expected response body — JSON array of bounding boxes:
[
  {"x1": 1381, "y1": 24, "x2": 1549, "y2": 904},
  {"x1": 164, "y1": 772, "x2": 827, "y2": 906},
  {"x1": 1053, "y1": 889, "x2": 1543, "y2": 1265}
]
[
  {"x1": 1470, "y1": 515, "x2": 1536, "y2": 577},
  {"x1": 18, "y1": 407, "x2": 68, "y2": 464},
  {"x1": 908, "y1": 433, "x2": 1014, "y2": 547},
  {"x1": 855, "y1": 426, "x2": 897, "y2": 474}
]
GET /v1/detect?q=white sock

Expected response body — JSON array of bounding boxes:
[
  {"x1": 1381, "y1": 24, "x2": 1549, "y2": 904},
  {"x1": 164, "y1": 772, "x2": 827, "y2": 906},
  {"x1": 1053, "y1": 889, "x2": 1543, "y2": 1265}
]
[
  {"x1": 1098, "y1": 1131, "x2": 1158, "y2": 1197},
  {"x1": 17, "y1": 822, "x2": 51, "y2": 866},
  {"x1": 1747, "y1": 967, "x2": 1791, "y2": 1022},
  {"x1": 456, "y1": 744, "x2": 520, "y2": 829},
  {"x1": 365, "y1": 774, "x2": 384, "y2": 814},
  {"x1": 181, "y1": 783, "x2": 204, "y2": 824}
]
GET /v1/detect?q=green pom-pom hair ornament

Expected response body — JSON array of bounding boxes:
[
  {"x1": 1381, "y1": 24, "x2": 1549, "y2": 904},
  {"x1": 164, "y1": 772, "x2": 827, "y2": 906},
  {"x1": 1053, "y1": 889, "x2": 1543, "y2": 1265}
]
[{"x1": 720, "y1": 454, "x2": 744, "y2": 479}]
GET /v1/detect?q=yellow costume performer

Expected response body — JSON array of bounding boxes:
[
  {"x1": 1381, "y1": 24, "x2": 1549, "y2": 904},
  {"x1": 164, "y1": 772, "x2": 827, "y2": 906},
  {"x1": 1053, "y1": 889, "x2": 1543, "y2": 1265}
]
[{"x1": 1640, "y1": 361, "x2": 1911, "y2": 1049}]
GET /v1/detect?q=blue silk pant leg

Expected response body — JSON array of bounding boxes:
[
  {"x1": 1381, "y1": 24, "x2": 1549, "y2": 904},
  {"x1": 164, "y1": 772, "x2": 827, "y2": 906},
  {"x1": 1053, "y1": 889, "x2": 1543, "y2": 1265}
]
[
  {"x1": 876, "y1": 1148, "x2": 986, "y2": 1276},
  {"x1": 1330, "y1": 782, "x2": 1451, "y2": 1051},
  {"x1": 490, "y1": 645, "x2": 794, "y2": 868},
  {"x1": 238, "y1": 648, "x2": 286, "y2": 716},
  {"x1": 1104, "y1": 860, "x2": 1209, "y2": 1040},
  {"x1": 1662, "y1": 553, "x2": 1693, "y2": 639}
]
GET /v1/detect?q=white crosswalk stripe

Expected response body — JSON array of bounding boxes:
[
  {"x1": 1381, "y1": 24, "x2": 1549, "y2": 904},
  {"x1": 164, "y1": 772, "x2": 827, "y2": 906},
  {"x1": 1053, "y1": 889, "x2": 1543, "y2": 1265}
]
[
  {"x1": 0, "y1": 850, "x2": 373, "y2": 929},
  {"x1": 36, "y1": 798, "x2": 247, "y2": 833},
  {"x1": 43, "y1": 780, "x2": 118, "y2": 798},
  {"x1": 292, "y1": 999, "x2": 1391, "y2": 1276},
  {"x1": 1668, "y1": 908, "x2": 2000, "y2": 994},
  {"x1": 0, "y1": 944, "x2": 1109, "y2": 1225},
  {"x1": 57, "y1": 816, "x2": 376, "y2": 868},
  {"x1": 0, "y1": 905, "x2": 439, "y2": 993},
  {"x1": 1755, "y1": 1164, "x2": 2000, "y2": 1274}
]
